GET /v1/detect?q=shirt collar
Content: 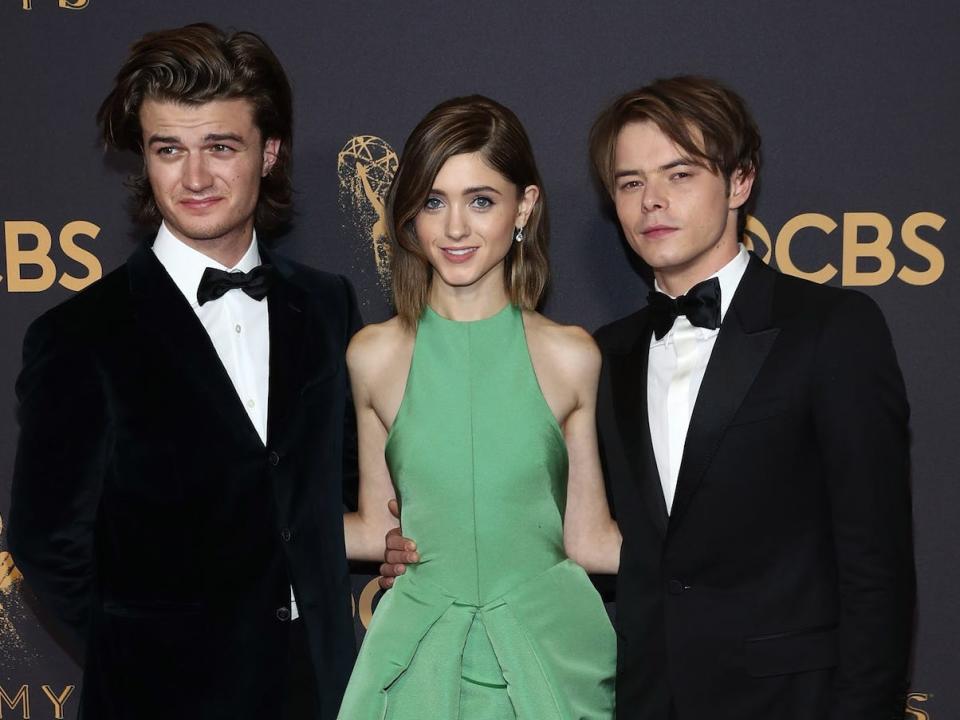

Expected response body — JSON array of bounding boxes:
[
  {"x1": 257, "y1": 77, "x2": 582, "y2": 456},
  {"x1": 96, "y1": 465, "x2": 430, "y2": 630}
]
[
  {"x1": 651, "y1": 244, "x2": 750, "y2": 343},
  {"x1": 152, "y1": 222, "x2": 261, "y2": 309}
]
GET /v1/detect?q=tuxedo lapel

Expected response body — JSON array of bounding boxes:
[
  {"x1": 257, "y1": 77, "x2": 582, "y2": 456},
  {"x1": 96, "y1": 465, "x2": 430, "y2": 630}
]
[
  {"x1": 262, "y1": 249, "x2": 309, "y2": 448},
  {"x1": 127, "y1": 243, "x2": 263, "y2": 447},
  {"x1": 669, "y1": 256, "x2": 780, "y2": 527},
  {"x1": 610, "y1": 312, "x2": 669, "y2": 537}
]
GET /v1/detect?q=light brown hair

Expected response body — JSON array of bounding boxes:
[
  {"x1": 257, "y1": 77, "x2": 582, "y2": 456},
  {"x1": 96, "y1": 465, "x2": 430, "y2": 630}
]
[
  {"x1": 387, "y1": 95, "x2": 550, "y2": 328},
  {"x1": 589, "y1": 76, "x2": 761, "y2": 229},
  {"x1": 97, "y1": 23, "x2": 293, "y2": 233}
]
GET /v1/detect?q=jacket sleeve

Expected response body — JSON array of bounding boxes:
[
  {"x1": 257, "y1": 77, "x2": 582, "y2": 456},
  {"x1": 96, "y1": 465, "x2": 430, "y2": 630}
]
[
  {"x1": 9, "y1": 311, "x2": 109, "y2": 647},
  {"x1": 812, "y1": 292, "x2": 915, "y2": 720},
  {"x1": 339, "y1": 274, "x2": 363, "y2": 512}
]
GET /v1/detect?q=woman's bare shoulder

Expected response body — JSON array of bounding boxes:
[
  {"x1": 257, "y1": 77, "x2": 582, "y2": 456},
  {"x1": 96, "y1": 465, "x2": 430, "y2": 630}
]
[
  {"x1": 523, "y1": 310, "x2": 600, "y2": 378},
  {"x1": 523, "y1": 312, "x2": 601, "y2": 388},
  {"x1": 347, "y1": 317, "x2": 414, "y2": 377}
]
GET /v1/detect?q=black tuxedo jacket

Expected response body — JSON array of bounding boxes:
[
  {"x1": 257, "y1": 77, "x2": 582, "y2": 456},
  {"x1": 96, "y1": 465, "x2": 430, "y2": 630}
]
[
  {"x1": 595, "y1": 255, "x2": 915, "y2": 720},
  {"x1": 10, "y1": 243, "x2": 361, "y2": 719}
]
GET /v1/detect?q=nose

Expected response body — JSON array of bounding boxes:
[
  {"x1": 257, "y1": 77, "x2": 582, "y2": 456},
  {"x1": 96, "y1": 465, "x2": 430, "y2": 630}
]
[
  {"x1": 183, "y1": 153, "x2": 213, "y2": 192},
  {"x1": 641, "y1": 181, "x2": 668, "y2": 213},
  {"x1": 444, "y1": 203, "x2": 470, "y2": 241}
]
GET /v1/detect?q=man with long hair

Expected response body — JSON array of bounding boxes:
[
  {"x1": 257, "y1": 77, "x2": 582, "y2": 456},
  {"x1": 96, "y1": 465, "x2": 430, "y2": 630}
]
[{"x1": 10, "y1": 23, "x2": 359, "y2": 719}]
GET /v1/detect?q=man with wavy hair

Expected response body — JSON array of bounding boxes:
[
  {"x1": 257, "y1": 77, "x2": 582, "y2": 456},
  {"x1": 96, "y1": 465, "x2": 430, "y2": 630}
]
[
  {"x1": 10, "y1": 24, "x2": 359, "y2": 719},
  {"x1": 589, "y1": 76, "x2": 915, "y2": 719}
]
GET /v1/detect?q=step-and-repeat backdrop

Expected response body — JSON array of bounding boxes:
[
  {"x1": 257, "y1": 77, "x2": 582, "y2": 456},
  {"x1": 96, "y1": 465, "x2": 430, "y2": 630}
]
[{"x1": 1, "y1": 2, "x2": 956, "y2": 717}]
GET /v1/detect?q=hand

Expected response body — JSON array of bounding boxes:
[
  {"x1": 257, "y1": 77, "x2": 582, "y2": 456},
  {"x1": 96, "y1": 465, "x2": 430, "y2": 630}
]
[{"x1": 378, "y1": 498, "x2": 418, "y2": 590}]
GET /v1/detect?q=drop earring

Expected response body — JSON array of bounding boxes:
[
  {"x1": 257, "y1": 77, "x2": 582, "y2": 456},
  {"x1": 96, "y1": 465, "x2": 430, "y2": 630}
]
[{"x1": 513, "y1": 226, "x2": 524, "y2": 243}]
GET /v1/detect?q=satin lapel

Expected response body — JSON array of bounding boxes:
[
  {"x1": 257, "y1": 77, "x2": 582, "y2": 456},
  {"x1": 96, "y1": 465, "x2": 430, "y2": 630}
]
[
  {"x1": 263, "y1": 251, "x2": 309, "y2": 448},
  {"x1": 127, "y1": 243, "x2": 263, "y2": 447},
  {"x1": 610, "y1": 314, "x2": 669, "y2": 538},
  {"x1": 669, "y1": 257, "x2": 780, "y2": 527}
]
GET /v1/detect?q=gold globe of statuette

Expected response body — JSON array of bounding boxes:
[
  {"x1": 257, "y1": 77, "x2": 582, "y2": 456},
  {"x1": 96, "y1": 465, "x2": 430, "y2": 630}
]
[{"x1": 337, "y1": 135, "x2": 399, "y2": 295}]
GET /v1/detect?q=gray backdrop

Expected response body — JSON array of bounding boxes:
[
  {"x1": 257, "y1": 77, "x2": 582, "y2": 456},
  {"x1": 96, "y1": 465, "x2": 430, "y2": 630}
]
[{"x1": 0, "y1": 2, "x2": 955, "y2": 718}]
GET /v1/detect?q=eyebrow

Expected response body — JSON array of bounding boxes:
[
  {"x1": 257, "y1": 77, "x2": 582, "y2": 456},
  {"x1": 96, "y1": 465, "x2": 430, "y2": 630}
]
[
  {"x1": 427, "y1": 185, "x2": 504, "y2": 197},
  {"x1": 147, "y1": 134, "x2": 181, "y2": 146},
  {"x1": 613, "y1": 158, "x2": 695, "y2": 178},
  {"x1": 146, "y1": 132, "x2": 246, "y2": 146},
  {"x1": 204, "y1": 133, "x2": 245, "y2": 145}
]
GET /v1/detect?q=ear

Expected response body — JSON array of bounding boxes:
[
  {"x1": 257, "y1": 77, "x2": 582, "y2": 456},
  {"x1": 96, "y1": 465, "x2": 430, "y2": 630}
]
[
  {"x1": 262, "y1": 137, "x2": 281, "y2": 177},
  {"x1": 727, "y1": 168, "x2": 755, "y2": 211},
  {"x1": 516, "y1": 184, "x2": 540, "y2": 228}
]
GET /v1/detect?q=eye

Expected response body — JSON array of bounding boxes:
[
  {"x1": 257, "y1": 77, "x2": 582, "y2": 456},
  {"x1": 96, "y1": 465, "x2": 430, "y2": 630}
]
[
  {"x1": 156, "y1": 146, "x2": 179, "y2": 156},
  {"x1": 618, "y1": 179, "x2": 642, "y2": 191},
  {"x1": 470, "y1": 196, "x2": 494, "y2": 209},
  {"x1": 671, "y1": 171, "x2": 692, "y2": 181},
  {"x1": 423, "y1": 196, "x2": 444, "y2": 211},
  {"x1": 210, "y1": 144, "x2": 234, "y2": 153}
]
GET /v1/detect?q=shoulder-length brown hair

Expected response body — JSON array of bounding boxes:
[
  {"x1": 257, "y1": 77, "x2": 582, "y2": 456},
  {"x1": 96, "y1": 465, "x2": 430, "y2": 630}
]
[
  {"x1": 96, "y1": 23, "x2": 293, "y2": 233},
  {"x1": 387, "y1": 95, "x2": 550, "y2": 327}
]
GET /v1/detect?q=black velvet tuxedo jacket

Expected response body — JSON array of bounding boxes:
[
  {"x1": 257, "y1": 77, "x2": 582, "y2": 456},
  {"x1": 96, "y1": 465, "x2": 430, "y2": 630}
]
[
  {"x1": 595, "y1": 255, "x2": 915, "y2": 720},
  {"x1": 10, "y1": 243, "x2": 360, "y2": 719}
]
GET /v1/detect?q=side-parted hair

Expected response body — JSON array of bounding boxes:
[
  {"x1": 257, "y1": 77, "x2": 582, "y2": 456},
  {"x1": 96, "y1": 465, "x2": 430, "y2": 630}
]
[
  {"x1": 97, "y1": 23, "x2": 293, "y2": 232},
  {"x1": 589, "y1": 76, "x2": 761, "y2": 228},
  {"x1": 387, "y1": 95, "x2": 550, "y2": 328}
]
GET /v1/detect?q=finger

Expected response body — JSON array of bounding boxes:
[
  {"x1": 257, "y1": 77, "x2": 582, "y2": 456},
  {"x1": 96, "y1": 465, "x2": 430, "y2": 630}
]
[
  {"x1": 379, "y1": 562, "x2": 406, "y2": 577},
  {"x1": 378, "y1": 576, "x2": 394, "y2": 590},
  {"x1": 385, "y1": 534, "x2": 417, "y2": 552},
  {"x1": 387, "y1": 498, "x2": 400, "y2": 519}
]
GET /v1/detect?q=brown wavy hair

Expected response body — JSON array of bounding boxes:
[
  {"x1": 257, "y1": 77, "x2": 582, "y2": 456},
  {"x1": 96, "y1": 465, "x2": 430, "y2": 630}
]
[
  {"x1": 387, "y1": 95, "x2": 550, "y2": 328},
  {"x1": 97, "y1": 23, "x2": 293, "y2": 232},
  {"x1": 589, "y1": 76, "x2": 761, "y2": 233}
]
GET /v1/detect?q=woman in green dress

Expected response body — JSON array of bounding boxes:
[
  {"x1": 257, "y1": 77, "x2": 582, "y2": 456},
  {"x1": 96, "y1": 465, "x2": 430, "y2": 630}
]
[{"x1": 340, "y1": 95, "x2": 620, "y2": 719}]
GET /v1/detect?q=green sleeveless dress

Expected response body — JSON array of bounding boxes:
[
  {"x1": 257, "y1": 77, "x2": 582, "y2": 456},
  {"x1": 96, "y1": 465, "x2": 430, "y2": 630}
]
[{"x1": 338, "y1": 304, "x2": 616, "y2": 719}]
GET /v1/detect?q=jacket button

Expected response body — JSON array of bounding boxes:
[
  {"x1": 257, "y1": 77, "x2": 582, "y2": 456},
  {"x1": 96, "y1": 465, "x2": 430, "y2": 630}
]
[
  {"x1": 280, "y1": 528, "x2": 292, "y2": 542},
  {"x1": 668, "y1": 579, "x2": 688, "y2": 595},
  {"x1": 276, "y1": 606, "x2": 290, "y2": 621},
  {"x1": 268, "y1": 451, "x2": 280, "y2": 466}
]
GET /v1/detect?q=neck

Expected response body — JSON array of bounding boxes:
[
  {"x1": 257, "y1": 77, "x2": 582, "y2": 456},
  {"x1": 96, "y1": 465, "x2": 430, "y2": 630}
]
[
  {"x1": 655, "y1": 239, "x2": 739, "y2": 297},
  {"x1": 428, "y1": 276, "x2": 511, "y2": 322},
  {"x1": 167, "y1": 222, "x2": 255, "y2": 268}
]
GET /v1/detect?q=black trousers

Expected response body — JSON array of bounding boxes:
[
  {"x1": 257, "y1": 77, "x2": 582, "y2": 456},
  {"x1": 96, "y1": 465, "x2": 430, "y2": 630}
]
[{"x1": 282, "y1": 619, "x2": 319, "y2": 720}]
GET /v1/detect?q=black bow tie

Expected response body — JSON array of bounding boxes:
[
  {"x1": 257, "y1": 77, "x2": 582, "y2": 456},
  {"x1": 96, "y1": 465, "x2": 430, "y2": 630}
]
[
  {"x1": 647, "y1": 277, "x2": 721, "y2": 340},
  {"x1": 196, "y1": 265, "x2": 274, "y2": 306}
]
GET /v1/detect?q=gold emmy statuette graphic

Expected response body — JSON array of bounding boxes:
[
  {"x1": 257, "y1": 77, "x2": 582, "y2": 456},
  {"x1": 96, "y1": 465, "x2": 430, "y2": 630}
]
[
  {"x1": 337, "y1": 135, "x2": 398, "y2": 297},
  {"x1": 0, "y1": 515, "x2": 23, "y2": 594},
  {"x1": 0, "y1": 513, "x2": 25, "y2": 652}
]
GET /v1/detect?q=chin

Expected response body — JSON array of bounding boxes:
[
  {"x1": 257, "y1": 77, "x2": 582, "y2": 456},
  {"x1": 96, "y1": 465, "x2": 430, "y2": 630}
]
[
  {"x1": 176, "y1": 220, "x2": 235, "y2": 242},
  {"x1": 436, "y1": 271, "x2": 479, "y2": 288}
]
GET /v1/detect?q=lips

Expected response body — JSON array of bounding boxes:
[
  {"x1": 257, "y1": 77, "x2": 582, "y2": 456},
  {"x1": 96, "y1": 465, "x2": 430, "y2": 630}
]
[
  {"x1": 640, "y1": 224, "x2": 678, "y2": 239},
  {"x1": 440, "y1": 247, "x2": 478, "y2": 263},
  {"x1": 180, "y1": 197, "x2": 223, "y2": 211}
]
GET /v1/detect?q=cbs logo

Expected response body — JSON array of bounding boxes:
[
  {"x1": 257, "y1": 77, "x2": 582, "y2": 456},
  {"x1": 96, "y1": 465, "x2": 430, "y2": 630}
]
[
  {"x1": 351, "y1": 578, "x2": 384, "y2": 629},
  {"x1": 743, "y1": 212, "x2": 945, "y2": 286},
  {"x1": 1, "y1": 220, "x2": 102, "y2": 292},
  {"x1": 906, "y1": 692, "x2": 933, "y2": 719},
  {"x1": 21, "y1": 0, "x2": 88, "y2": 9}
]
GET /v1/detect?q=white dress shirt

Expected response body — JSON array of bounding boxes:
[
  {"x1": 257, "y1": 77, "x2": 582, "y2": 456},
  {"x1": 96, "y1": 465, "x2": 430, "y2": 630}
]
[
  {"x1": 152, "y1": 223, "x2": 270, "y2": 444},
  {"x1": 647, "y1": 245, "x2": 750, "y2": 513},
  {"x1": 153, "y1": 224, "x2": 299, "y2": 619}
]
